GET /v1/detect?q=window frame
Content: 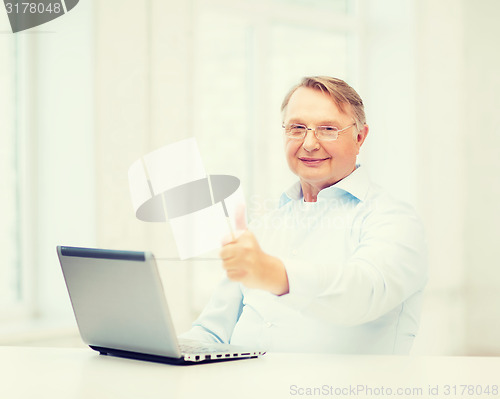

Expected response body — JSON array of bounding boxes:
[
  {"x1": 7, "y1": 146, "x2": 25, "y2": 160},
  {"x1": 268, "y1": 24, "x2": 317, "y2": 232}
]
[{"x1": 0, "y1": 33, "x2": 37, "y2": 322}]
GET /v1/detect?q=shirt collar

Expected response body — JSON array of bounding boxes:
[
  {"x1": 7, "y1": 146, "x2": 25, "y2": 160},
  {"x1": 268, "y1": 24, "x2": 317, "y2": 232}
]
[{"x1": 279, "y1": 165, "x2": 371, "y2": 207}]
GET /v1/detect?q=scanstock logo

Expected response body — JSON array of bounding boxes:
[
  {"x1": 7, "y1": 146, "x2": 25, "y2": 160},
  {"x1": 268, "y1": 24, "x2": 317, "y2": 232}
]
[{"x1": 4, "y1": 0, "x2": 79, "y2": 33}]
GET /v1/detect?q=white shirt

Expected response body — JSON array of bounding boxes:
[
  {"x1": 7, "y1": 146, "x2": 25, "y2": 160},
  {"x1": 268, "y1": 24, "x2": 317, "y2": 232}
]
[{"x1": 180, "y1": 166, "x2": 428, "y2": 354}]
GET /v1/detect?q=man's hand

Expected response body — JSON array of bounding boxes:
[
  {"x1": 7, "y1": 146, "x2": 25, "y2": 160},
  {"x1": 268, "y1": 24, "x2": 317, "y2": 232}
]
[{"x1": 219, "y1": 206, "x2": 289, "y2": 296}]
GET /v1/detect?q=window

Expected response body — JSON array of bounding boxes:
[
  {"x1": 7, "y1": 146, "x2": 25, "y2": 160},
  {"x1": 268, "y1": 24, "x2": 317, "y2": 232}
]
[
  {"x1": 190, "y1": 0, "x2": 359, "y2": 313},
  {"x1": 0, "y1": 18, "x2": 23, "y2": 317},
  {"x1": 0, "y1": 4, "x2": 95, "y2": 327}
]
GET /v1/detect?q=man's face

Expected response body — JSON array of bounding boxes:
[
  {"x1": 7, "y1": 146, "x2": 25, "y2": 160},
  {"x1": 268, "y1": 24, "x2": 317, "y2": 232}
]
[{"x1": 283, "y1": 87, "x2": 368, "y2": 192}]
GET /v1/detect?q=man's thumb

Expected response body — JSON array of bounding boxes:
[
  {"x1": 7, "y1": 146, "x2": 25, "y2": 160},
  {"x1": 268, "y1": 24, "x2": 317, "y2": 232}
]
[{"x1": 234, "y1": 203, "x2": 247, "y2": 231}]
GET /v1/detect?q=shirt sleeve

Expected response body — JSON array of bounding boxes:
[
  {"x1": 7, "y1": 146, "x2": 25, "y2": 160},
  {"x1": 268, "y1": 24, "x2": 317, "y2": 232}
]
[
  {"x1": 178, "y1": 277, "x2": 244, "y2": 343},
  {"x1": 277, "y1": 201, "x2": 428, "y2": 326}
]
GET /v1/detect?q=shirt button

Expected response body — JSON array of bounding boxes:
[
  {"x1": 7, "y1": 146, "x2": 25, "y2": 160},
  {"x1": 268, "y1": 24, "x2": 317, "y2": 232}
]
[
  {"x1": 291, "y1": 249, "x2": 298, "y2": 256},
  {"x1": 265, "y1": 322, "x2": 273, "y2": 328}
]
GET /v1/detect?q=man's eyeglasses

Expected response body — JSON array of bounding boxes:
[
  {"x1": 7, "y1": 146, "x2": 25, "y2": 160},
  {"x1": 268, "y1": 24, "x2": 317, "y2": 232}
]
[{"x1": 282, "y1": 123, "x2": 356, "y2": 141}]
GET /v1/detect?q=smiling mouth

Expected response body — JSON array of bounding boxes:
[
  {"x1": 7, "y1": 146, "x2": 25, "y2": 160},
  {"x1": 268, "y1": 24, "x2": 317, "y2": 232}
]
[{"x1": 299, "y1": 157, "x2": 329, "y2": 166}]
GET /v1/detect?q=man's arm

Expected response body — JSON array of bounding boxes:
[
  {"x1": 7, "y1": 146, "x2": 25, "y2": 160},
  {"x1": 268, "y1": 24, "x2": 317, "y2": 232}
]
[
  {"x1": 179, "y1": 277, "x2": 244, "y2": 343},
  {"x1": 221, "y1": 203, "x2": 428, "y2": 326},
  {"x1": 279, "y1": 206, "x2": 428, "y2": 325}
]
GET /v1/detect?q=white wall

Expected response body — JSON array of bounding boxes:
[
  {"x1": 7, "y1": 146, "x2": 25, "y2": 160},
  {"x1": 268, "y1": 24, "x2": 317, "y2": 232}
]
[
  {"x1": 410, "y1": 0, "x2": 467, "y2": 355},
  {"x1": 461, "y1": 0, "x2": 500, "y2": 355},
  {"x1": 412, "y1": 0, "x2": 500, "y2": 355},
  {"x1": 359, "y1": 0, "x2": 418, "y2": 208}
]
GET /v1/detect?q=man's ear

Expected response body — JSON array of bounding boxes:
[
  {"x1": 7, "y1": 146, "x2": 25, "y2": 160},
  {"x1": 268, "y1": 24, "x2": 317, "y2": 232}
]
[{"x1": 355, "y1": 124, "x2": 369, "y2": 154}]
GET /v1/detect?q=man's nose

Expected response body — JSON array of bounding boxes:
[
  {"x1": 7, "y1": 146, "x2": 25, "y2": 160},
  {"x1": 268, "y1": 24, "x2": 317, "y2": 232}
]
[{"x1": 302, "y1": 129, "x2": 320, "y2": 151}]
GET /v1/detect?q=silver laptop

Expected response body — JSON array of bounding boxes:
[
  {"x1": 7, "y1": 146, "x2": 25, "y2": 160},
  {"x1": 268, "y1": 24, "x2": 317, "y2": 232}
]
[{"x1": 57, "y1": 246, "x2": 266, "y2": 365}]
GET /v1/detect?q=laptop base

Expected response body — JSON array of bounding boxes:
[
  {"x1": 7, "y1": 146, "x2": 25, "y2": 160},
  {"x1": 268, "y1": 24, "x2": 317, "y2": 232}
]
[{"x1": 90, "y1": 346, "x2": 258, "y2": 366}]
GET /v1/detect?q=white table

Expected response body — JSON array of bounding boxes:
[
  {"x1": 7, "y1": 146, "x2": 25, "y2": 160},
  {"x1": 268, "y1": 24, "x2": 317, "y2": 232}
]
[{"x1": 1, "y1": 346, "x2": 499, "y2": 398}]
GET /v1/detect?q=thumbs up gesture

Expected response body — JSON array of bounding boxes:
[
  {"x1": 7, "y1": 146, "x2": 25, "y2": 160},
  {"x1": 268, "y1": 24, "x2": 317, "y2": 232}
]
[{"x1": 220, "y1": 205, "x2": 289, "y2": 296}]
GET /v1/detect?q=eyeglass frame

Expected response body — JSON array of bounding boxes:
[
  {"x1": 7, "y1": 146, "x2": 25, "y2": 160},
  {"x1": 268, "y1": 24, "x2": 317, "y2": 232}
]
[{"x1": 281, "y1": 122, "x2": 357, "y2": 141}]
